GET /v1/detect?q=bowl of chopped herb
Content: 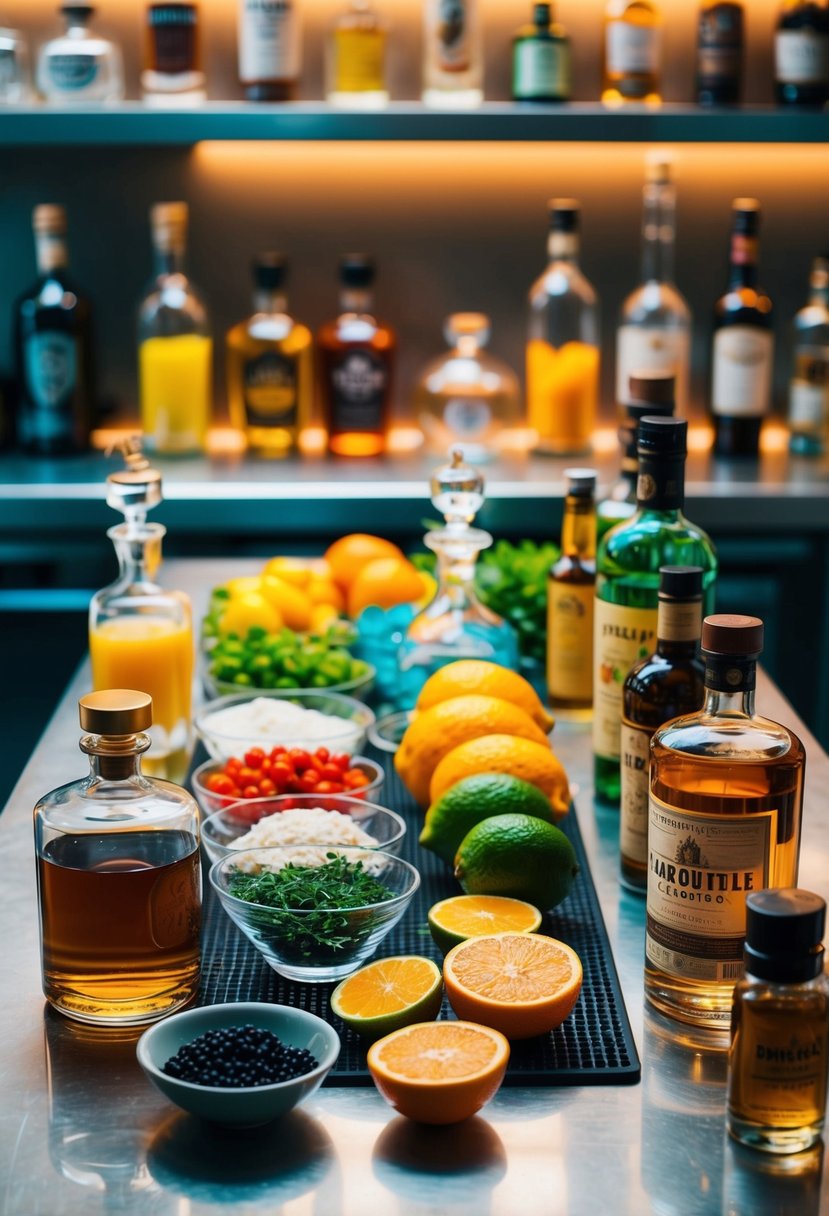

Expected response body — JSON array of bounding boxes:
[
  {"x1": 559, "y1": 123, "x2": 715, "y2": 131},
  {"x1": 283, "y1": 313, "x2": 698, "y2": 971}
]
[
  {"x1": 209, "y1": 846, "x2": 421, "y2": 983},
  {"x1": 137, "y1": 1002, "x2": 341, "y2": 1127}
]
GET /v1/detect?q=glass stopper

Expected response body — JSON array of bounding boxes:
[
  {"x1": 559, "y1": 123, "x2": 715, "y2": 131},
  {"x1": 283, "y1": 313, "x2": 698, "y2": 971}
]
[
  {"x1": 105, "y1": 433, "x2": 162, "y2": 520},
  {"x1": 430, "y1": 446, "x2": 486, "y2": 532}
]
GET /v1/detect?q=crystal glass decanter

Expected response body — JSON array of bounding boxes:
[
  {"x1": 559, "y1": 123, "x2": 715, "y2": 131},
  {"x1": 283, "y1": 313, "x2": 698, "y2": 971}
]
[
  {"x1": 413, "y1": 313, "x2": 523, "y2": 463},
  {"x1": 88, "y1": 439, "x2": 194, "y2": 782},
  {"x1": 398, "y1": 449, "x2": 518, "y2": 703}
]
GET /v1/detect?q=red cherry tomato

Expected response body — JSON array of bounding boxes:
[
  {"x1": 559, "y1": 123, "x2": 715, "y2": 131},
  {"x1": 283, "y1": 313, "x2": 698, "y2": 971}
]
[
  {"x1": 206, "y1": 773, "x2": 237, "y2": 796},
  {"x1": 298, "y1": 772, "x2": 320, "y2": 792},
  {"x1": 315, "y1": 780, "x2": 338, "y2": 794},
  {"x1": 224, "y1": 757, "x2": 242, "y2": 775},
  {"x1": 244, "y1": 748, "x2": 265, "y2": 769},
  {"x1": 271, "y1": 763, "x2": 293, "y2": 790},
  {"x1": 269, "y1": 745, "x2": 287, "y2": 760},
  {"x1": 259, "y1": 759, "x2": 273, "y2": 778},
  {"x1": 320, "y1": 763, "x2": 344, "y2": 782},
  {"x1": 344, "y1": 769, "x2": 369, "y2": 788},
  {"x1": 331, "y1": 754, "x2": 351, "y2": 771},
  {"x1": 257, "y1": 777, "x2": 277, "y2": 796},
  {"x1": 288, "y1": 749, "x2": 313, "y2": 772},
  {"x1": 241, "y1": 784, "x2": 261, "y2": 799},
  {"x1": 315, "y1": 747, "x2": 330, "y2": 763}
]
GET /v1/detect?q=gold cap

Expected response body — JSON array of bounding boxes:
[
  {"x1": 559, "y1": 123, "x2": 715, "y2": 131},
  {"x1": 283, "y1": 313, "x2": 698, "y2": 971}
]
[
  {"x1": 151, "y1": 201, "x2": 188, "y2": 253},
  {"x1": 79, "y1": 690, "x2": 153, "y2": 735},
  {"x1": 33, "y1": 204, "x2": 67, "y2": 236}
]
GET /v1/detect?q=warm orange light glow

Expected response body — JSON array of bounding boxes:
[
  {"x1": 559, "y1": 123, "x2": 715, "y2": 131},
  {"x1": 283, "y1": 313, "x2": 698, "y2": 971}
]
[
  {"x1": 759, "y1": 422, "x2": 790, "y2": 455},
  {"x1": 386, "y1": 426, "x2": 425, "y2": 454}
]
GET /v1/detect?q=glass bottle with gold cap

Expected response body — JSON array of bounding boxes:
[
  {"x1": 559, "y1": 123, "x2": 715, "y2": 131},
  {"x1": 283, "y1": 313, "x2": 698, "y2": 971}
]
[
  {"x1": 34, "y1": 689, "x2": 201, "y2": 1026},
  {"x1": 89, "y1": 438, "x2": 194, "y2": 782}
]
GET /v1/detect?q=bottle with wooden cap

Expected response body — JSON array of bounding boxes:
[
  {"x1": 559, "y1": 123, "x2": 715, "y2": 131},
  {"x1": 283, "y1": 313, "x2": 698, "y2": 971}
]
[{"x1": 34, "y1": 688, "x2": 201, "y2": 1026}]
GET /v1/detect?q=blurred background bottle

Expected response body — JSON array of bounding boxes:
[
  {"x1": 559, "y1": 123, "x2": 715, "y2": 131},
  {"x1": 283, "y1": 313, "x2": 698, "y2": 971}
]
[
  {"x1": 142, "y1": 2, "x2": 205, "y2": 106},
  {"x1": 774, "y1": 0, "x2": 829, "y2": 107},
  {"x1": 138, "y1": 202, "x2": 212, "y2": 455},
  {"x1": 37, "y1": 4, "x2": 123, "y2": 104},
  {"x1": 788, "y1": 254, "x2": 829, "y2": 455},
  {"x1": 512, "y1": 2, "x2": 571, "y2": 102},
  {"x1": 238, "y1": 0, "x2": 300, "y2": 102},
  {"x1": 527, "y1": 199, "x2": 600, "y2": 456},
  {"x1": 696, "y1": 1, "x2": 744, "y2": 105},
  {"x1": 0, "y1": 23, "x2": 30, "y2": 103},
  {"x1": 597, "y1": 372, "x2": 675, "y2": 543},
  {"x1": 602, "y1": 0, "x2": 661, "y2": 105},
  {"x1": 327, "y1": 0, "x2": 388, "y2": 108},
  {"x1": 15, "y1": 204, "x2": 94, "y2": 456},
  {"x1": 547, "y1": 468, "x2": 596, "y2": 719},
  {"x1": 226, "y1": 254, "x2": 312, "y2": 457},
  {"x1": 422, "y1": 0, "x2": 483, "y2": 109}
]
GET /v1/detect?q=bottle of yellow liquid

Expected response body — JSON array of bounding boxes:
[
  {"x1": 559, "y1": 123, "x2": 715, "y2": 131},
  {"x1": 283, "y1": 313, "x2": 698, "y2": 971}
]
[
  {"x1": 89, "y1": 440, "x2": 193, "y2": 782},
  {"x1": 138, "y1": 201, "x2": 212, "y2": 455}
]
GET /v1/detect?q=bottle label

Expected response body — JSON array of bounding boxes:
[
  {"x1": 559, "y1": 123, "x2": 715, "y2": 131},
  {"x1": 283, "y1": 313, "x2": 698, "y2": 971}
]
[
  {"x1": 657, "y1": 598, "x2": 702, "y2": 644},
  {"x1": 789, "y1": 349, "x2": 829, "y2": 431},
  {"x1": 47, "y1": 54, "x2": 100, "y2": 92},
  {"x1": 593, "y1": 600, "x2": 658, "y2": 760},
  {"x1": 606, "y1": 21, "x2": 659, "y2": 75},
  {"x1": 149, "y1": 7, "x2": 198, "y2": 75},
  {"x1": 616, "y1": 326, "x2": 690, "y2": 413},
  {"x1": 330, "y1": 350, "x2": 388, "y2": 431},
  {"x1": 443, "y1": 396, "x2": 492, "y2": 439},
  {"x1": 242, "y1": 352, "x2": 298, "y2": 428},
  {"x1": 697, "y1": 4, "x2": 742, "y2": 81},
  {"x1": 775, "y1": 30, "x2": 829, "y2": 86},
  {"x1": 514, "y1": 41, "x2": 570, "y2": 98},
  {"x1": 620, "y1": 720, "x2": 653, "y2": 864},
  {"x1": 547, "y1": 580, "x2": 594, "y2": 703},
  {"x1": 731, "y1": 1016, "x2": 828, "y2": 1125},
  {"x1": 24, "y1": 332, "x2": 77, "y2": 443},
  {"x1": 712, "y1": 326, "x2": 773, "y2": 419},
  {"x1": 239, "y1": 0, "x2": 299, "y2": 82},
  {"x1": 435, "y1": 0, "x2": 471, "y2": 71},
  {"x1": 646, "y1": 792, "x2": 775, "y2": 983}
]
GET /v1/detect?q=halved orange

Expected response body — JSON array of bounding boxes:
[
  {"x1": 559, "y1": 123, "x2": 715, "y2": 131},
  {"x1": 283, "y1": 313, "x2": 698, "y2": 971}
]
[
  {"x1": 330, "y1": 956, "x2": 443, "y2": 1041},
  {"x1": 428, "y1": 895, "x2": 542, "y2": 955},
  {"x1": 367, "y1": 1020, "x2": 510, "y2": 1124},
  {"x1": 443, "y1": 933, "x2": 583, "y2": 1040}
]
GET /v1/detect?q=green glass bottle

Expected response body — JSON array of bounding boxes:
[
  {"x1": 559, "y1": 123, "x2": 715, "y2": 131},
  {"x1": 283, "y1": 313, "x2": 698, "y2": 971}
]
[
  {"x1": 597, "y1": 371, "x2": 674, "y2": 545},
  {"x1": 593, "y1": 416, "x2": 718, "y2": 806},
  {"x1": 512, "y1": 3, "x2": 571, "y2": 102}
]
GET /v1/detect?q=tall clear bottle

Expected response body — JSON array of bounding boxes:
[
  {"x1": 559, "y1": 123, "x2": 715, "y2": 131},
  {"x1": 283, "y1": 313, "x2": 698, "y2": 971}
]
[
  {"x1": 602, "y1": 0, "x2": 662, "y2": 105},
  {"x1": 138, "y1": 202, "x2": 212, "y2": 455},
  {"x1": 597, "y1": 371, "x2": 675, "y2": 543},
  {"x1": 89, "y1": 441, "x2": 194, "y2": 783},
  {"x1": 422, "y1": 0, "x2": 483, "y2": 109},
  {"x1": 593, "y1": 417, "x2": 718, "y2": 805},
  {"x1": 788, "y1": 255, "x2": 829, "y2": 455},
  {"x1": 527, "y1": 199, "x2": 600, "y2": 456},
  {"x1": 616, "y1": 157, "x2": 691, "y2": 416},
  {"x1": 35, "y1": 689, "x2": 201, "y2": 1026}
]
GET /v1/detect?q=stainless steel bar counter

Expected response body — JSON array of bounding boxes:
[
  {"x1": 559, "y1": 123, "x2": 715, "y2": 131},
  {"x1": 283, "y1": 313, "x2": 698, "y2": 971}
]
[{"x1": 2, "y1": 560, "x2": 829, "y2": 1216}]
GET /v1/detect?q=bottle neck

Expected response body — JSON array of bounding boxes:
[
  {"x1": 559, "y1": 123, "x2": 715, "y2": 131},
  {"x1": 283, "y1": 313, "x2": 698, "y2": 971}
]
[
  {"x1": 109, "y1": 521, "x2": 166, "y2": 586},
  {"x1": 340, "y1": 287, "x2": 374, "y2": 314},
  {"x1": 82, "y1": 733, "x2": 151, "y2": 782},
  {"x1": 727, "y1": 231, "x2": 759, "y2": 290},
  {"x1": 547, "y1": 231, "x2": 580, "y2": 265},
  {"x1": 636, "y1": 453, "x2": 686, "y2": 513},
  {"x1": 641, "y1": 180, "x2": 676, "y2": 285},
  {"x1": 656, "y1": 596, "x2": 702, "y2": 659},
  {"x1": 809, "y1": 271, "x2": 829, "y2": 309},
  {"x1": 35, "y1": 232, "x2": 68, "y2": 276},
  {"x1": 561, "y1": 496, "x2": 596, "y2": 558},
  {"x1": 703, "y1": 655, "x2": 757, "y2": 717},
  {"x1": 254, "y1": 289, "x2": 287, "y2": 315},
  {"x1": 153, "y1": 246, "x2": 186, "y2": 278}
]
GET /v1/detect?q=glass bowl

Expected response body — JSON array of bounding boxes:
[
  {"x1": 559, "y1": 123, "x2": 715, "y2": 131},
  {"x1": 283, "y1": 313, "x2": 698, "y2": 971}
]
[
  {"x1": 201, "y1": 793, "x2": 407, "y2": 865},
  {"x1": 367, "y1": 710, "x2": 414, "y2": 754},
  {"x1": 202, "y1": 661, "x2": 376, "y2": 702},
  {"x1": 209, "y1": 846, "x2": 420, "y2": 983},
  {"x1": 190, "y1": 755, "x2": 385, "y2": 818},
  {"x1": 194, "y1": 690, "x2": 376, "y2": 762}
]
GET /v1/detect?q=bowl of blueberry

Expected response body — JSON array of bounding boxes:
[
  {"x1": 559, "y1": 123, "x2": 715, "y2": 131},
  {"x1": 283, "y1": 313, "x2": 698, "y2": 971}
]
[{"x1": 137, "y1": 1002, "x2": 341, "y2": 1127}]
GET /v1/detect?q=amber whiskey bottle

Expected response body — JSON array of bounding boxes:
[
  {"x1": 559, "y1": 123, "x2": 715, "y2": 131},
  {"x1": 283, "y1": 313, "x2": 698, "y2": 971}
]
[
  {"x1": 645, "y1": 615, "x2": 805, "y2": 1030},
  {"x1": 619, "y1": 565, "x2": 705, "y2": 894},
  {"x1": 547, "y1": 467, "x2": 596, "y2": 718},
  {"x1": 316, "y1": 255, "x2": 396, "y2": 457}
]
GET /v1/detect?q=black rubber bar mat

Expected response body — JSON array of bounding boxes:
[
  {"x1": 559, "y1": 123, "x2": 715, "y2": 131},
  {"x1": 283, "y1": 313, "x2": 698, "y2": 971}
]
[{"x1": 193, "y1": 746, "x2": 641, "y2": 1086}]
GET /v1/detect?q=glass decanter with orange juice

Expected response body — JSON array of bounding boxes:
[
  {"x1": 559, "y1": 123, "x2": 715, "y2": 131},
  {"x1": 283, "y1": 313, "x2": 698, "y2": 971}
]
[
  {"x1": 527, "y1": 199, "x2": 600, "y2": 455},
  {"x1": 89, "y1": 440, "x2": 193, "y2": 782}
]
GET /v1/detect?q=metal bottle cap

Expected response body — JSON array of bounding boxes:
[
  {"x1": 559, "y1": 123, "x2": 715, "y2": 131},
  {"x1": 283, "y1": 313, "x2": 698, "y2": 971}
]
[
  {"x1": 33, "y1": 204, "x2": 67, "y2": 236},
  {"x1": 79, "y1": 690, "x2": 153, "y2": 735},
  {"x1": 628, "y1": 372, "x2": 676, "y2": 408},
  {"x1": 745, "y1": 889, "x2": 826, "y2": 982},
  {"x1": 659, "y1": 566, "x2": 703, "y2": 600}
]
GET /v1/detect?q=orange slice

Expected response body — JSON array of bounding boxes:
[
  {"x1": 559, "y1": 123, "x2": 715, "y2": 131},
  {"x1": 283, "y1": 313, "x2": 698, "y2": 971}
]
[
  {"x1": 443, "y1": 932, "x2": 583, "y2": 1040},
  {"x1": 428, "y1": 895, "x2": 542, "y2": 955},
  {"x1": 367, "y1": 1020, "x2": 510, "y2": 1124},
  {"x1": 330, "y1": 956, "x2": 443, "y2": 1041}
]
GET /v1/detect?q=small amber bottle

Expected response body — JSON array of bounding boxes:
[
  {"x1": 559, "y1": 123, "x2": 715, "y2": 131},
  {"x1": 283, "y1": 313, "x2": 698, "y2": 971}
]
[
  {"x1": 547, "y1": 468, "x2": 596, "y2": 718},
  {"x1": 728, "y1": 888, "x2": 829, "y2": 1155}
]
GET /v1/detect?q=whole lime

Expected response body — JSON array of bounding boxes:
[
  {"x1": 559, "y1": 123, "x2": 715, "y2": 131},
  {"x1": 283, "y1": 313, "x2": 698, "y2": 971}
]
[
  {"x1": 454, "y1": 813, "x2": 579, "y2": 911},
  {"x1": 419, "y1": 773, "x2": 555, "y2": 865}
]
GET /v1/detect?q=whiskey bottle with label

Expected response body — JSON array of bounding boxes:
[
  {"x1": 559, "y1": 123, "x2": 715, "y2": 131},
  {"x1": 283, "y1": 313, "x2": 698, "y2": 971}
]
[
  {"x1": 775, "y1": 0, "x2": 829, "y2": 106},
  {"x1": 142, "y1": 2, "x2": 205, "y2": 106},
  {"x1": 547, "y1": 468, "x2": 596, "y2": 719},
  {"x1": 597, "y1": 371, "x2": 675, "y2": 544},
  {"x1": 620, "y1": 565, "x2": 705, "y2": 893},
  {"x1": 696, "y1": 2, "x2": 744, "y2": 105},
  {"x1": 327, "y1": 0, "x2": 388, "y2": 109},
  {"x1": 15, "y1": 204, "x2": 94, "y2": 455},
  {"x1": 710, "y1": 199, "x2": 774, "y2": 459},
  {"x1": 593, "y1": 417, "x2": 717, "y2": 805},
  {"x1": 317, "y1": 255, "x2": 395, "y2": 458},
  {"x1": 645, "y1": 615, "x2": 805, "y2": 1030},
  {"x1": 238, "y1": 0, "x2": 300, "y2": 102},
  {"x1": 602, "y1": 0, "x2": 661, "y2": 105},
  {"x1": 422, "y1": 0, "x2": 483, "y2": 109},
  {"x1": 226, "y1": 254, "x2": 312, "y2": 457},
  {"x1": 788, "y1": 254, "x2": 829, "y2": 456}
]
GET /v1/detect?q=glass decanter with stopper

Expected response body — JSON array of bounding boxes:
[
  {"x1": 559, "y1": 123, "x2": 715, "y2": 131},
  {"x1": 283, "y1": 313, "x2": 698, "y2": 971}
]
[
  {"x1": 398, "y1": 448, "x2": 518, "y2": 704},
  {"x1": 34, "y1": 689, "x2": 201, "y2": 1026},
  {"x1": 89, "y1": 438, "x2": 194, "y2": 782}
]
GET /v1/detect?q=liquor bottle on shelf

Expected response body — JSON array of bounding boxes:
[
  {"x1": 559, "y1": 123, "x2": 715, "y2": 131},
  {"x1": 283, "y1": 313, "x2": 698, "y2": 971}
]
[
  {"x1": 0, "y1": 24, "x2": 30, "y2": 103},
  {"x1": 616, "y1": 156, "x2": 692, "y2": 416},
  {"x1": 710, "y1": 199, "x2": 774, "y2": 459},
  {"x1": 602, "y1": 0, "x2": 662, "y2": 105},
  {"x1": 422, "y1": 0, "x2": 483, "y2": 109},
  {"x1": 547, "y1": 468, "x2": 596, "y2": 720},
  {"x1": 14, "y1": 204, "x2": 94, "y2": 456},
  {"x1": 327, "y1": 0, "x2": 388, "y2": 109},
  {"x1": 788, "y1": 254, "x2": 829, "y2": 455},
  {"x1": 138, "y1": 202, "x2": 212, "y2": 455},
  {"x1": 34, "y1": 688, "x2": 201, "y2": 1025},
  {"x1": 620, "y1": 565, "x2": 705, "y2": 894},
  {"x1": 527, "y1": 199, "x2": 600, "y2": 456},
  {"x1": 597, "y1": 372, "x2": 675, "y2": 543},
  {"x1": 413, "y1": 312, "x2": 522, "y2": 463},
  {"x1": 644, "y1": 614, "x2": 805, "y2": 1030},
  {"x1": 696, "y1": 2, "x2": 744, "y2": 106},
  {"x1": 226, "y1": 253, "x2": 312, "y2": 458},
  {"x1": 36, "y1": 4, "x2": 124, "y2": 104},
  {"x1": 142, "y1": 2, "x2": 205, "y2": 106},
  {"x1": 89, "y1": 439, "x2": 194, "y2": 783},
  {"x1": 316, "y1": 255, "x2": 395, "y2": 458},
  {"x1": 512, "y1": 3, "x2": 571, "y2": 103},
  {"x1": 238, "y1": 0, "x2": 300, "y2": 102},
  {"x1": 774, "y1": 0, "x2": 829, "y2": 107},
  {"x1": 593, "y1": 417, "x2": 718, "y2": 806}
]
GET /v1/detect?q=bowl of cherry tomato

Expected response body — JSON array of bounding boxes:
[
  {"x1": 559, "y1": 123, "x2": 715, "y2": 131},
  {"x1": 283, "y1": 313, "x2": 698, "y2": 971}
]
[{"x1": 191, "y1": 747, "x2": 385, "y2": 818}]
